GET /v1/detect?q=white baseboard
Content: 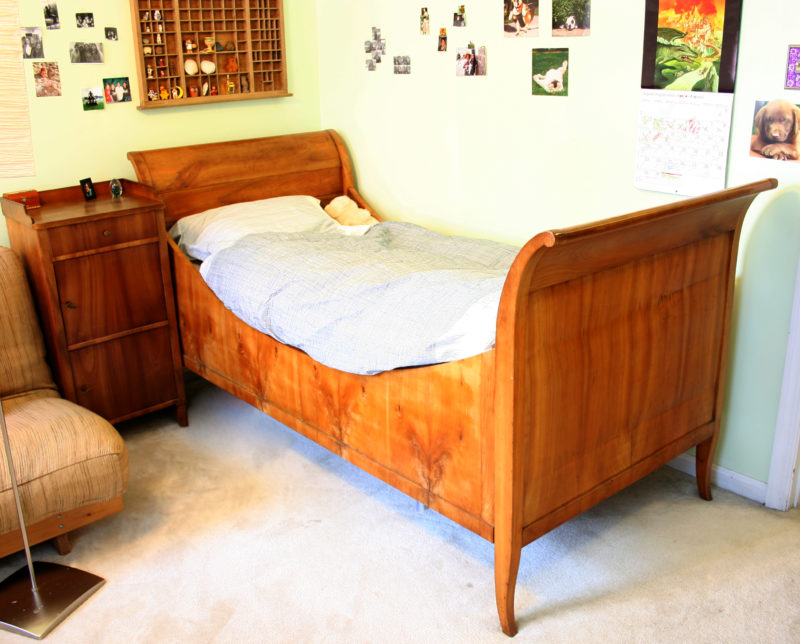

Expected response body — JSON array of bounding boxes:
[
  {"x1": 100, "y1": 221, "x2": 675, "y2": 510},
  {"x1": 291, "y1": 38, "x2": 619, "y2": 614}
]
[{"x1": 667, "y1": 454, "x2": 768, "y2": 505}]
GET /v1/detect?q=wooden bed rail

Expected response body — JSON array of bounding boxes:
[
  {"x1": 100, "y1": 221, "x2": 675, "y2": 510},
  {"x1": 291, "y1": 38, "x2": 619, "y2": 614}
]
[{"x1": 493, "y1": 178, "x2": 777, "y2": 636}]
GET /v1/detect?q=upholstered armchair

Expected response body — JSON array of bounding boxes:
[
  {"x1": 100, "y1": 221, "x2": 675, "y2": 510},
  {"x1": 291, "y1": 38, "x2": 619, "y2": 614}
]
[{"x1": 0, "y1": 246, "x2": 129, "y2": 558}]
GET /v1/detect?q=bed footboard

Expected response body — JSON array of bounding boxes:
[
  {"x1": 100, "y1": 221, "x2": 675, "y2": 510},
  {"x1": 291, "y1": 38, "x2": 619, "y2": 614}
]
[{"x1": 493, "y1": 178, "x2": 777, "y2": 636}]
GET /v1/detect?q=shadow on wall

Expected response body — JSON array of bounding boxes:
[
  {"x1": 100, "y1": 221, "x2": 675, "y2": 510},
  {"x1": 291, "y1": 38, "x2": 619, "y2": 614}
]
[{"x1": 720, "y1": 186, "x2": 800, "y2": 478}]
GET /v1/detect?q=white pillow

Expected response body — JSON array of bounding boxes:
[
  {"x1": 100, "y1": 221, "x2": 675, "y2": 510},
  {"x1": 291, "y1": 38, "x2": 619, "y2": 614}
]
[{"x1": 169, "y1": 195, "x2": 359, "y2": 261}]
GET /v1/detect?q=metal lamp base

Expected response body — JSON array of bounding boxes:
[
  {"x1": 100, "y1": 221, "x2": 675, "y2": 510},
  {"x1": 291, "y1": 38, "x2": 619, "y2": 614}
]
[{"x1": 0, "y1": 561, "x2": 104, "y2": 639}]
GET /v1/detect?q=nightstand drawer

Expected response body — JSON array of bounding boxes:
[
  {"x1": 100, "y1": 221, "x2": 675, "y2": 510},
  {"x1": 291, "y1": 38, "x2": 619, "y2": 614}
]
[{"x1": 48, "y1": 210, "x2": 159, "y2": 256}]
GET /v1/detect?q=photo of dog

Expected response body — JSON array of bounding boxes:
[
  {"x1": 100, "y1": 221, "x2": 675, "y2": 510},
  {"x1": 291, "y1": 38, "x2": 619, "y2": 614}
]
[
  {"x1": 533, "y1": 60, "x2": 568, "y2": 93},
  {"x1": 532, "y1": 48, "x2": 569, "y2": 96},
  {"x1": 750, "y1": 99, "x2": 800, "y2": 161},
  {"x1": 552, "y1": 0, "x2": 590, "y2": 37},
  {"x1": 503, "y1": 0, "x2": 539, "y2": 38}
]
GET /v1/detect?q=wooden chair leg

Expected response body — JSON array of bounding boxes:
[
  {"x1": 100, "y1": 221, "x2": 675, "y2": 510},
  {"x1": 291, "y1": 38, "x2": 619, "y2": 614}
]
[{"x1": 52, "y1": 533, "x2": 73, "y2": 555}]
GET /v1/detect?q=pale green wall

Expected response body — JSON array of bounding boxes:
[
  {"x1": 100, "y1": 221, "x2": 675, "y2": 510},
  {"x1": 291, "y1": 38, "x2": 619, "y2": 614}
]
[
  {"x1": 315, "y1": 1, "x2": 800, "y2": 484},
  {"x1": 2, "y1": 1, "x2": 797, "y2": 485},
  {"x1": 0, "y1": 0, "x2": 322, "y2": 247}
]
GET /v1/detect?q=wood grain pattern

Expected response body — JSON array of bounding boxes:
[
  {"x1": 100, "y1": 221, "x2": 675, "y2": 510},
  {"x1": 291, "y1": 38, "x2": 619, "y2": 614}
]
[
  {"x1": 2, "y1": 188, "x2": 187, "y2": 425},
  {"x1": 127, "y1": 130, "x2": 777, "y2": 636}
]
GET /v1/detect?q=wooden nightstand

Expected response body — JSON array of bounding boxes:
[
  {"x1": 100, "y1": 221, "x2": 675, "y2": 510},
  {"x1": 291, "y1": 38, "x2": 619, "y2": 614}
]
[{"x1": 2, "y1": 180, "x2": 186, "y2": 426}]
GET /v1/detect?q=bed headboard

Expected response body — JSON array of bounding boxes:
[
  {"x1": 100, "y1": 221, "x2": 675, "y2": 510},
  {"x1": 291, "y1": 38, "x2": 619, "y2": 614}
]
[{"x1": 127, "y1": 129, "x2": 358, "y2": 227}]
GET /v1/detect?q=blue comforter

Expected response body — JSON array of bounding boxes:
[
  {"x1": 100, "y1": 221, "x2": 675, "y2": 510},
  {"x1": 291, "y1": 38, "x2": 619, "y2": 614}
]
[{"x1": 200, "y1": 222, "x2": 519, "y2": 375}]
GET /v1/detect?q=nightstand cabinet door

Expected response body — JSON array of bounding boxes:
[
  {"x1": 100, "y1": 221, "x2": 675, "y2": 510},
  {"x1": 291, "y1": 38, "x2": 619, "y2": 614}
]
[
  {"x1": 55, "y1": 244, "x2": 166, "y2": 345},
  {"x1": 70, "y1": 326, "x2": 177, "y2": 420}
]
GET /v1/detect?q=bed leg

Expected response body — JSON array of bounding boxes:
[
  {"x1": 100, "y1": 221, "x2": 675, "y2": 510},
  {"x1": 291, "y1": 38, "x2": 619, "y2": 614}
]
[
  {"x1": 495, "y1": 539, "x2": 521, "y2": 636},
  {"x1": 695, "y1": 435, "x2": 716, "y2": 501}
]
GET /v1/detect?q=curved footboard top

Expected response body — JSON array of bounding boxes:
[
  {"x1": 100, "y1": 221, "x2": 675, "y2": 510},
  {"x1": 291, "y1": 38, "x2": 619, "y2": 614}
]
[{"x1": 493, "y1": 178, "x2": 777, "y2": 636}]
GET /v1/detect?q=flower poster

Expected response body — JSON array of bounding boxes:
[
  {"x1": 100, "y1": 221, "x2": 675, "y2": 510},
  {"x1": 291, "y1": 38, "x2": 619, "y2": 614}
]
[{"x1": 641, "y1": 0, "x2": 742, "y2": 93}]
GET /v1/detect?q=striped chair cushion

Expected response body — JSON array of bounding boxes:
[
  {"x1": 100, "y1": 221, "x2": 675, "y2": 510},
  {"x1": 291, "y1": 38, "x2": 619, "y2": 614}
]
[
  {"x1": 0, "y1": 247, "x2": 57, "y2": 398},
  {"x1": 0, "y1": 391, "x2": 129, "y2": 532}
]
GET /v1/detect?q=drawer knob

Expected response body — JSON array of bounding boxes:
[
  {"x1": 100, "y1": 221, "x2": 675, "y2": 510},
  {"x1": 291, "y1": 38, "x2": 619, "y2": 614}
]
[
  {"x1": 79, "y1": 385, "x2": 93, "y2": 394},
  {"x1": 65, "y1": 301, "x2": 77, "y2": 309},
  {"x1": 103, "y1": 230, "x2": 111, "y2": 237}
]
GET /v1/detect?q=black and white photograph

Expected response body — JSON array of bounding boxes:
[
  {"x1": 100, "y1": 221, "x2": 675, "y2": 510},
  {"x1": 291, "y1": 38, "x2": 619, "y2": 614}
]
[
  {"x1": 364, "y1": 27, "x2": 386, "y2": 70},
  {"x1": 32, "y1": 61, "x2": 60, "y2": 97},
  {"x1": 76, "y1": 12, "x2": 94, "y2": 28},
  {"x1": 69, "y1": 41, "x2": 104, "y2": 63},
  {"x1": 20, "y1": 27, "x2": 44, "y2": 59},
  {"x1": 43, "y1": 1, "x2": 60, "y2": 29},
  {"x1": 105, "y1": 27, "x2": 118, "y2": 41},
  {"x1": 81, "y1": 86, "x2": 105, "y2": 111},
  {"x1": 393, "y1": 55, "x2": 411, "y2": 74}
]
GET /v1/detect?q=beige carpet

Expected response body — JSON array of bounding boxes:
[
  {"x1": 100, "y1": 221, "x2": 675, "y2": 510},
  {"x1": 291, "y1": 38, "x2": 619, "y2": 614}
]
[{"x1": 0, "y1": 379, "x2": 798, "y2": 643}]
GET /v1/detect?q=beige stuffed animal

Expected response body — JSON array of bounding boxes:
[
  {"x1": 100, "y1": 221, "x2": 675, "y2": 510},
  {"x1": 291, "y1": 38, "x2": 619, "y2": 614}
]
[{"x1": 324, "y1": 195, "x2": 379, "y2": 226}]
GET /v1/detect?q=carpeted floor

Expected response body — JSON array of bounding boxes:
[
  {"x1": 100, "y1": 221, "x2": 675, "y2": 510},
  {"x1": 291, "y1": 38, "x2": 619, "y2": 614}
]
[{"x1": 0, "y1": 379, "x2": 798, "y2": 643}]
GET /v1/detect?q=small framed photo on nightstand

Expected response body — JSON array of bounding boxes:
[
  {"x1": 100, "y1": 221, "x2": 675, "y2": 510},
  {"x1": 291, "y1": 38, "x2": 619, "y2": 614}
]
[{"x1": 80, "y1": 177, "x2": 96, "y2": 200}]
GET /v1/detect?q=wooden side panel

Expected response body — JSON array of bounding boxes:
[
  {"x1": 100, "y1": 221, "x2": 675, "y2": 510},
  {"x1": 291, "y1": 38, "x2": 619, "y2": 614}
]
[
  {"x1": 520, "y1": 235, "x2": 730, "y2": 521},
  {"x1": 493, "y1": 180, "x2": 778, "y2": 548},
  {"x1": 170, "y1": 242, "x2": 493, "y2": 532}
]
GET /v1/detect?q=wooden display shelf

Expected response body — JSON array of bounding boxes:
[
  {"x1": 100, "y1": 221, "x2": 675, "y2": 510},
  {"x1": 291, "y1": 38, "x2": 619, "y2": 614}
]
[{"x1": 129, "y1": 0, "x2": 290, "y2": 109}]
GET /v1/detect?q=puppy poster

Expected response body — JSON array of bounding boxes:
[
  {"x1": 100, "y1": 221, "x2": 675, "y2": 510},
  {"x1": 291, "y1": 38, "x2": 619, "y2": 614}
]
[
  {"x1": 641, "y1": 0, "x2": 743, "y2": 93},
  {"x1": 750, "y1": 100, "x2": 800, "y2": 162},
  {"x1": 532, "y1": 48, "x2": 568, "y2": 96}
]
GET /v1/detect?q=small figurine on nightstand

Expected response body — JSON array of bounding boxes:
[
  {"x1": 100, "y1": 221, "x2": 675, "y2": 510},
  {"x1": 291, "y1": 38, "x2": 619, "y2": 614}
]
[{"x1": 109, "y1": 179, "x2": 123, "y2": 198}]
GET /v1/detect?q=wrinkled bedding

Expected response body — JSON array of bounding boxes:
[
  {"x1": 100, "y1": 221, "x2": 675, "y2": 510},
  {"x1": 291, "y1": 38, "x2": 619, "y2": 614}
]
[{"x1": 198, "y1": 222, "x2": 519, "y2": 375}]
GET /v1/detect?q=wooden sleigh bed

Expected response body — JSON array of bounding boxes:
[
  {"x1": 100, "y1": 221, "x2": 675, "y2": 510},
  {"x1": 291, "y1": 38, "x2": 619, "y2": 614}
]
[{"x1": 127, "y1": 130, "x2": 776, "y2": 636}]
